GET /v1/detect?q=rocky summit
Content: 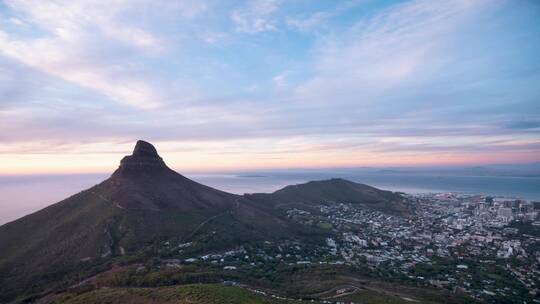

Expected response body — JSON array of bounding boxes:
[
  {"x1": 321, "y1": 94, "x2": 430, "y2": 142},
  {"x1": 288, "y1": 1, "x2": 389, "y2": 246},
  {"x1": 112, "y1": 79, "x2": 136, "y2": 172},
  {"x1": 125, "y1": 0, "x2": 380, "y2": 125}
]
[
  {"x1": 118, "y1": 140, "x2": 166, "y2": 169},
  {"x1": 102, "y1": 140, "x2": 238, "y2": 211}
]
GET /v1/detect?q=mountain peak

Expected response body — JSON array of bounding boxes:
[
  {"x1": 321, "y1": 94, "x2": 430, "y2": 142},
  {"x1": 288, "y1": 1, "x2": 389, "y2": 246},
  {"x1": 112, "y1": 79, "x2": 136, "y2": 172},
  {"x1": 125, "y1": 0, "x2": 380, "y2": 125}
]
[
  {"x1": 106, "y1": 140, "x2": 237, "y2": 211},
  {"x1": 118, "y1": 140, "x2": 166, "y2": 170},
  {"x1": 133, "y1": 140, "x2": 159, "y2": 157}
]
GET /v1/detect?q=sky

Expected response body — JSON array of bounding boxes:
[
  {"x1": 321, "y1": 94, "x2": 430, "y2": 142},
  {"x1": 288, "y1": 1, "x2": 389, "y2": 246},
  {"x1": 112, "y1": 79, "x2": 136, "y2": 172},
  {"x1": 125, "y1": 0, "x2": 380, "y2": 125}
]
[{"x1": 0, "y1": 0, "x2": 539, "y2": 174}]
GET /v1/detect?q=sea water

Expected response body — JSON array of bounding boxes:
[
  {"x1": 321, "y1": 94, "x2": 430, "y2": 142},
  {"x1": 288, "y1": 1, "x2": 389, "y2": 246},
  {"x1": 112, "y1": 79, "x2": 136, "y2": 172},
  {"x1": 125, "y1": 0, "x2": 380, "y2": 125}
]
[{"x1": 1, "y1": 172, "x2": 539, "y2": 225}]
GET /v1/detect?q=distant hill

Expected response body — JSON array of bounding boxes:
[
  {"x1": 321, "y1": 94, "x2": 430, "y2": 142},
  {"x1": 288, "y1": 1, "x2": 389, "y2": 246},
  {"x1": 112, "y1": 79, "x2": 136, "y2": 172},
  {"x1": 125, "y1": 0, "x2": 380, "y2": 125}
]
[
  {"x1": 0, "y1": 140, "x2": 409, "y2": 303},
  {"x1": 248, "y1": 178, "x2": 409, "y2": 216}
]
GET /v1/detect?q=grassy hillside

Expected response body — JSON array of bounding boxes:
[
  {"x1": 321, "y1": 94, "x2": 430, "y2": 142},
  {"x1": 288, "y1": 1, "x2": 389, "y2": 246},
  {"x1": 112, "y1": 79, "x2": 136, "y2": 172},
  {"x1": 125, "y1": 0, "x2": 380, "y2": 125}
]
[
  {"x1": 0, "y1": 184, "x2": 238, "y2": 301},
  {"x1": 38, "y1": 283, "x2": 455, "y2": 304},
  {"x1": 249, "y1": 178, "x2": 410, "y2": 216},
  {"x1": 36, "y1": 283, "x2": 461, "y2": 304},
  {"x1": 37, "y1": 284, "x2": 299, "y2": 304}
]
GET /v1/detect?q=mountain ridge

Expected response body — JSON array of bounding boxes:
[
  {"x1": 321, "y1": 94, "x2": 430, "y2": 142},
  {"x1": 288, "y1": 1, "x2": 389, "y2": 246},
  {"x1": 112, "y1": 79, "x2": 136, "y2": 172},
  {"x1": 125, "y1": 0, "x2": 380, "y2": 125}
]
[{"x1": 0, "y1": 140, "x2": 410, "y2": 303}]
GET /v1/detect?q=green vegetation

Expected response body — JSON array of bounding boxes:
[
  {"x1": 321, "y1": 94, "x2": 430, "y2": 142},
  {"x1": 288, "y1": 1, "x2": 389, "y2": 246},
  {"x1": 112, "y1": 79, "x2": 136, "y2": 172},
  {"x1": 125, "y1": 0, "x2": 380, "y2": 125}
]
[
  {"x1": 339, "y1": 289, "x2": 433, "y2": 304},
  {"x1": 39, "y1": 282, "x2": 471, "y2": 304},
  {"x1": 316, "y1": 222, "x2": 333, "y2": 229},
  {"x1": 38, "y1": 284, "x2": 300, "y2": 304},
  {"x1": 508, "y1": 220, "x2": 540, "y2": 237},
  {"x1": 40, "y1": 283, "x2": 456, "y2": 304},
  {"x1": 253, "y1": 178, "x2": 411, "y2": 216}
]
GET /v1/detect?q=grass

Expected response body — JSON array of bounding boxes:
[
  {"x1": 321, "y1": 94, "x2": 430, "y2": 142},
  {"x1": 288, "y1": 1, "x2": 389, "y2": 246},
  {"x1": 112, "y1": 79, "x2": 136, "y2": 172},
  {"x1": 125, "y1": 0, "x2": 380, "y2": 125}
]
[
  {"x1": 32, "y1": 261, "x2": 479, "y2": 304},
  {"x1": 317, "y1": 222, "x2": 333, "y2": 229},
  {"x1": 39, "y1": 283, "x2": 445, "y2": 304},
  {"x1": 339, "y1": 289, "x2": 429, "y2": 304},
  {"x1": 38, "y1": 284, "x2": 301, "y2": 304}
]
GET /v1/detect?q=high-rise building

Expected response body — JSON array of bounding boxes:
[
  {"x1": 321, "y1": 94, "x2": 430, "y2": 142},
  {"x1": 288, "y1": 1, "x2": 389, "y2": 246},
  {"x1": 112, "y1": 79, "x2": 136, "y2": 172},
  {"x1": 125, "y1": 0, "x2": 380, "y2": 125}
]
[{"x1": 498, "y1": 208, "x2": 513, "y2": 222}]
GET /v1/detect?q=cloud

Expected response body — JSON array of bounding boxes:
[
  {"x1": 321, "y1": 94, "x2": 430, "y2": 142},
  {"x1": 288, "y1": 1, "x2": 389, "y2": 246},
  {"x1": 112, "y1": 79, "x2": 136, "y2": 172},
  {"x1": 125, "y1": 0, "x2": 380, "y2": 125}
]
[
  {"x1": 286, "y1": 11, "x2": 332, "y2": 32},
  {"x1": 7, "y1": 17, "x2": 25, "y2": 26},
  {"x1": 0, "y1": 0, "x2": 207, "y2": 109},
  {"x1": 296, "y1": 0, "x2": 493, "y2": 103},
  {"x1": 285, "y1": 0, "x2": 362, "y2": 33},
  {"x1": 231, "y1": 0, "x2": 281, "y2": 34},
  {"x1": 272, "y1": 70, "x2": 290, "y2": 88},
  {"x1": 0, "y1": 33, "x2": 161, "y2": 108},
  {"x1": 506, "y1": 120, "x2": 540, "y2": 130},
  {"x1": 0, "y1": 0, "x2": 539, "y2": 170}
]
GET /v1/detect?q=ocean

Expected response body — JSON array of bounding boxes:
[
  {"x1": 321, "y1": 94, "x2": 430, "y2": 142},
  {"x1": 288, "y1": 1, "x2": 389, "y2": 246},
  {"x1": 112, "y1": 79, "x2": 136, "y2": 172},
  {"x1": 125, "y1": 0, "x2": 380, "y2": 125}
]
[{"x1": 1, "y1": 172, "x2": 539, "y2": 225}]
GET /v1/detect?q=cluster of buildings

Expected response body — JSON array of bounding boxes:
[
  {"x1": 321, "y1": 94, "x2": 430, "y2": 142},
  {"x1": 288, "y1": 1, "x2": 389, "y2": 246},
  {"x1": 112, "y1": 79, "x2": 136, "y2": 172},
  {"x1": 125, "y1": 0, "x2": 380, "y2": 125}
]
[
  {"x1": 160, "y1": 192, "x2": 540, "y2": 303},
  {"x1": 286, "y1": 193, "x2": 540, "y2": 302}
]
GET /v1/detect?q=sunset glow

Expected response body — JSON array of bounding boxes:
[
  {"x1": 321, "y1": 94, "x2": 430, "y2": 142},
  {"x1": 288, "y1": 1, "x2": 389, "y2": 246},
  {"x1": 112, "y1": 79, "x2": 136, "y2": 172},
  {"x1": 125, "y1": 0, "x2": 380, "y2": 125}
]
[{"x1": 1, "y1": 0, "x2": 539, "y2": 174}]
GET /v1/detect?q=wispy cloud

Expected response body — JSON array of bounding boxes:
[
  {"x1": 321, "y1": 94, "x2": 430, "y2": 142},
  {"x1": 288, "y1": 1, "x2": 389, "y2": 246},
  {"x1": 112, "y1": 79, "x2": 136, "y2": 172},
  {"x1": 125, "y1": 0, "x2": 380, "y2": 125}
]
[
  {"x1": 296, "y1": 0, "x2": 494, "y2": 102},
  {"x1": 231, "y1": 0, "x2": 281, "y2": 34},
  {"x1": 0, "y1": 0, "x2": 208, "y2": 109},
  {"x1": 0, "y1": 0, "x2": 539, "y2": 172},
  {"x1": 286, "y1": 0, "x2": 362, "y2": 33}
]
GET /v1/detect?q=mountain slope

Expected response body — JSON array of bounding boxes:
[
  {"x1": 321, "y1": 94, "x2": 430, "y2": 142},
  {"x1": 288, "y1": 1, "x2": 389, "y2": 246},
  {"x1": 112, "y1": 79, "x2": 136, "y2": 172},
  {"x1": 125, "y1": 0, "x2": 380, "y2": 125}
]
[
  {"x1": 0, "y1": 141, "x2": 245, "y2": 302},
  {"x1": 0, "y1": 140, "x2": 410, "y2": 303}
]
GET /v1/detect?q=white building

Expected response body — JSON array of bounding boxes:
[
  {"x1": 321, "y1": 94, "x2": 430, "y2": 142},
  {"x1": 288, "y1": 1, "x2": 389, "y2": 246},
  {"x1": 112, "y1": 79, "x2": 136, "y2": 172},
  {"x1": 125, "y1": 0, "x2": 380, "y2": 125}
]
[{"x1": 497, "y1": 208, "x2": 513, "y2": 222}]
